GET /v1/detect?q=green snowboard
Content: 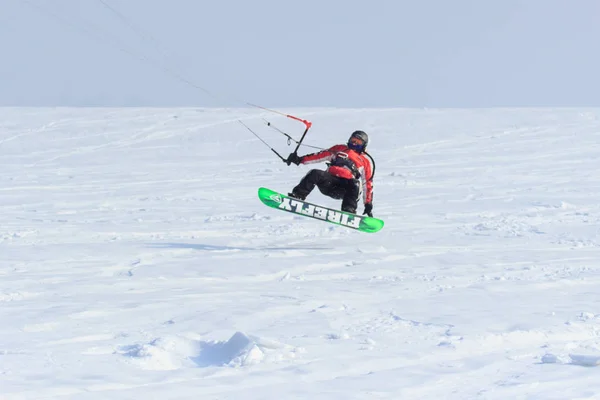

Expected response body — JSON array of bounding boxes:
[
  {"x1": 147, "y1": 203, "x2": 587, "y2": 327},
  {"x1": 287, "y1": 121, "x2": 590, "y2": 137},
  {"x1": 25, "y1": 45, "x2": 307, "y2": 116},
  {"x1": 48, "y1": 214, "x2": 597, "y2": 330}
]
[{"x1": 258, "y1": 187, "x2": 384, "y2": 233}]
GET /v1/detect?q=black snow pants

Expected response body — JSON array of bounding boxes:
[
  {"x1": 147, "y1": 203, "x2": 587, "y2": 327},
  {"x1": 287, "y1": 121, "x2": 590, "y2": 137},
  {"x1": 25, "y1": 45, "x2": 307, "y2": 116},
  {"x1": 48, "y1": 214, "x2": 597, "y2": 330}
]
[{"x1": 292, "y1": 169, "x2": 360, "y2": 213}]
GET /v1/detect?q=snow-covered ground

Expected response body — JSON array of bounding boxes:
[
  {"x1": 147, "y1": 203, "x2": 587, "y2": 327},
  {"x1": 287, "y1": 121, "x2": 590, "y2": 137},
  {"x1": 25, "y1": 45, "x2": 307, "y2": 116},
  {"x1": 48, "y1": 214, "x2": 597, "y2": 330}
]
[{"x1": 2, "y1": 107, "x2": 600, "y2": 399}]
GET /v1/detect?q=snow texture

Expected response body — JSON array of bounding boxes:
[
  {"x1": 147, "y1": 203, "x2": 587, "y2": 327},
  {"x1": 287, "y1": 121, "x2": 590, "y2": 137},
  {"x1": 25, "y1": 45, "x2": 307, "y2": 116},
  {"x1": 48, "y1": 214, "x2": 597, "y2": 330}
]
[{"x1": 2, "y1": 107, "x2": 600, "y2": 399}]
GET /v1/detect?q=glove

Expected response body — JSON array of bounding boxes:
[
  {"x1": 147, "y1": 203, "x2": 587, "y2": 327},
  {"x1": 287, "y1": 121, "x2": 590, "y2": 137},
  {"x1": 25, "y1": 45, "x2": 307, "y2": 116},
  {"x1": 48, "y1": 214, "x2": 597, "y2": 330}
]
[
  {"x1": 363, "y1": 203, "x2": 373, "y2": 217},
  {"x1": 286, "y1": 152, "x2": 302, "y2": 166}
]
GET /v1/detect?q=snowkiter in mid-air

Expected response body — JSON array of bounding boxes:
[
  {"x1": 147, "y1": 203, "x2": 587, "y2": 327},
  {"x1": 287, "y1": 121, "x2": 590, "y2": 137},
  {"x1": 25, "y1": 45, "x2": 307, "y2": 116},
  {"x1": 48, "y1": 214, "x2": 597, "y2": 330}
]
[{"x1": 285, "y1": 130, "x2": 374, "y2": 217}]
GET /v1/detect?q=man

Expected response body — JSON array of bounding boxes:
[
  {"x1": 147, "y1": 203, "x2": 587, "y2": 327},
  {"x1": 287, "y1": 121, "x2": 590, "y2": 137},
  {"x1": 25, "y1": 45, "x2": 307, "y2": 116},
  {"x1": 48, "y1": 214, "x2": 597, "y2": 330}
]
[{"x1": 286, "y1": 130, "x2": 374, "y2": 217}]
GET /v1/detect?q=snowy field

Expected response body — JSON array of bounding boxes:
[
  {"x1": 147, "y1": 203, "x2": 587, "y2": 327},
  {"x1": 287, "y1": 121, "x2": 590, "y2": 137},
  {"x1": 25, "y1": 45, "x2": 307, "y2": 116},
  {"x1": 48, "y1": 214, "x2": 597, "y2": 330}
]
[{"x1": 2, "y1": 107, "x2": 600, "y2": 399}]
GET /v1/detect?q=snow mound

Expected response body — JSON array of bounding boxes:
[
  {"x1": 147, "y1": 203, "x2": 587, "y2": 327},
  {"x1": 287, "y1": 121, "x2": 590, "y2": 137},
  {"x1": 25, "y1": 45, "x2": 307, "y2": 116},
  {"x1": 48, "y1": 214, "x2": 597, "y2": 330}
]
[
  {"x1": 193, "y1": 331, "x2": 301, "y2": 368},
  {"x1": 541, "y1": 353, "x2": 559, "y2": 364},
  {"x1": 540, "y1": 353, "x2": 600, "y2": 367},
  {"x1": 569, "y1": 354, "x2": 600, "y2": 367},
  {"x1": 118, "y1": 332, "x2": 301, "y2": 370},
  {"x1": 118, "y1": 336, "x2": 198, "y2": 371}
]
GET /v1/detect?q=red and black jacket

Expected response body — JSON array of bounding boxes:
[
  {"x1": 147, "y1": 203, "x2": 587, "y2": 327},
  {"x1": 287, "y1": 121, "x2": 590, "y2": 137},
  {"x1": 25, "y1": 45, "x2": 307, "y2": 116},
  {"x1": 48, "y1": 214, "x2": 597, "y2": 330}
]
[{"x1": 300, "y1": 144, "x2": 374, "y2": 204}]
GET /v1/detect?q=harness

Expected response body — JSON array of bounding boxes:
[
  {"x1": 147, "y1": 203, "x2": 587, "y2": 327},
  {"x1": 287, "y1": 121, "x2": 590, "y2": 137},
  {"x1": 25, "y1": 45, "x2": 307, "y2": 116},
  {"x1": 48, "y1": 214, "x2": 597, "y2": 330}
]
[{"x1": 329, "y1": 152, "x2": 361, "y2": 179}]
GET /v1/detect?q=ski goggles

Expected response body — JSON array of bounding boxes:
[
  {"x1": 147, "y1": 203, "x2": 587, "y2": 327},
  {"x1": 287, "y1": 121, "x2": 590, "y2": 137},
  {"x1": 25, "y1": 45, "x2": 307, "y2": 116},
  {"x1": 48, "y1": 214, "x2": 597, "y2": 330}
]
[{"x1": 349, "y1": 137, "x2": 365, "y2": 146}]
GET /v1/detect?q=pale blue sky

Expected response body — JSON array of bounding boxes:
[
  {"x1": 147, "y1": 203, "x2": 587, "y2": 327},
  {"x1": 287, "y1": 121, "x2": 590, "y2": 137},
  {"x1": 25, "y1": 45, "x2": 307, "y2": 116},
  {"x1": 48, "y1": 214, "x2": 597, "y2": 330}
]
[{"x1": 1, "y1": 0, "x2": 599, "y2": 107}]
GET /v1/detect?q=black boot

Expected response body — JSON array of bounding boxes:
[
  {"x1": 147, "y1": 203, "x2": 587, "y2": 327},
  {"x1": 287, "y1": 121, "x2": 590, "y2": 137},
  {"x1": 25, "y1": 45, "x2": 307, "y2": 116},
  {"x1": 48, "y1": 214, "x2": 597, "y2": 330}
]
[
  {"x1": 288, "y1": 190, "x2": 306, "y2": 200},
  {"x1": 342, "y1": 205, "x2": 357, "y2": 214}
]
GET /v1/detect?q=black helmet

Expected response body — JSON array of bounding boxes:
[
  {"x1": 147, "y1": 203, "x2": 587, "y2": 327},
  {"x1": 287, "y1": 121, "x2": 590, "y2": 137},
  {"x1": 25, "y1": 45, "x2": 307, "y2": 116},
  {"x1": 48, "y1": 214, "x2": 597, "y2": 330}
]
[{"x1": 348, "y1": 130, "x2": 369, "y2": 152}]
